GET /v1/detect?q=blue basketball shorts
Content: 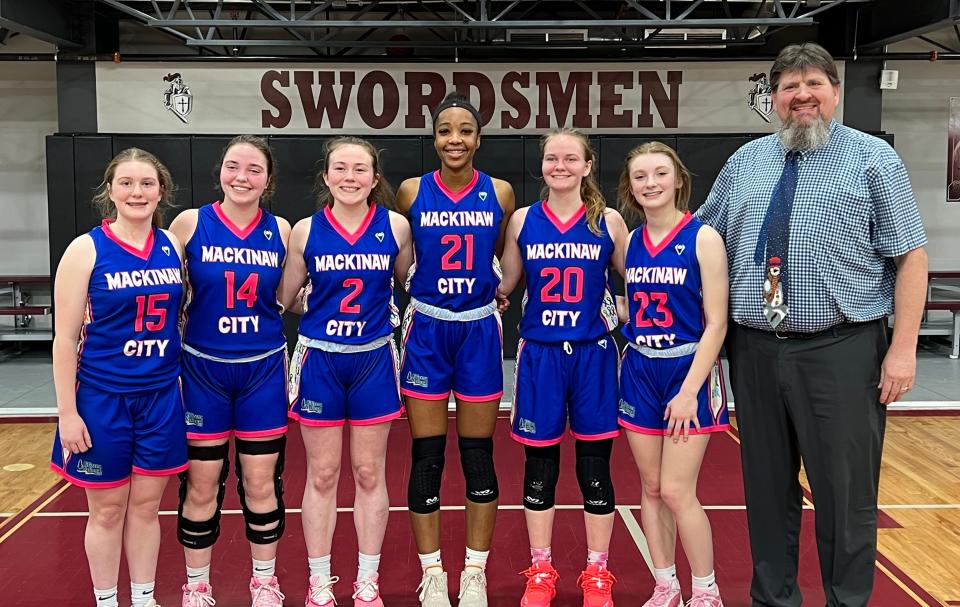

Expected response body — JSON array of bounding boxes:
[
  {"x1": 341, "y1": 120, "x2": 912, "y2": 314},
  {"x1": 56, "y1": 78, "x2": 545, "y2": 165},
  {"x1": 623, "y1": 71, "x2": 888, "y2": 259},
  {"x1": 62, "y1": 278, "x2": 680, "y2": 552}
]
[
  {"x1": 50, "y1": 379, "x2": 188, "y2": 488},
  {"x1": 181, "y1": 348, "x2": 289, "y2": 440},
  {"x1": 399, "y1": 310, "x2": 503, "y2": 402},
  {"x1": 288, "y1": 339, "x2": 403, "y2": 426},
  {"x1": 510, "y1": 336, "x2": 620, "y2": 446},
  {"x1": 618, "y1": 348, "x2": 730, "y2": 435}
]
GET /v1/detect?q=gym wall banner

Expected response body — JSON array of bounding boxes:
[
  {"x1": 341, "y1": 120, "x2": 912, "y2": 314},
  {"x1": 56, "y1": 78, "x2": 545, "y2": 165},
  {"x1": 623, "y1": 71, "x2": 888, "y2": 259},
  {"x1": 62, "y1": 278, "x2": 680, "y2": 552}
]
[
  {"x1": 949, "y1": 97, "x2": 960, "y2": 203},
  {"x1": 96, "y1": 61, "x2": 845, "y2": 135}
]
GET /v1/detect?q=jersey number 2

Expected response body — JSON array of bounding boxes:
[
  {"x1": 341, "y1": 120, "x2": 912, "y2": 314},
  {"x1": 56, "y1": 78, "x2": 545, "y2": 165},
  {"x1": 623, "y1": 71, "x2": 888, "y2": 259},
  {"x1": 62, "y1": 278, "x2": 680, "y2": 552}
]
[{"x1": 340, "y1": 278, "x2": 363, "y2": 314}]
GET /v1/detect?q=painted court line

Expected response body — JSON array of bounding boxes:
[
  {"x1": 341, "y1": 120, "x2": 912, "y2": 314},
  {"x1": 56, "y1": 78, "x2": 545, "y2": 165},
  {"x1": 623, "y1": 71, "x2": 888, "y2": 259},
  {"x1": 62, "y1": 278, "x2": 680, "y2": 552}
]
[{"x1": 617, "y1": 505, "x2": 655, "y2": 576}]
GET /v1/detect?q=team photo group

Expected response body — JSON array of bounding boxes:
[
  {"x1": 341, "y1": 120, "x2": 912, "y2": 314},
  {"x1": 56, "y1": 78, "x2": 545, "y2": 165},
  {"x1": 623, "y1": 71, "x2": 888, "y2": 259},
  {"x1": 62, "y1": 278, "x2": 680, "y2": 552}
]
[{"x1": 50, "y1": 42, "x2": 928, "y2": 607}]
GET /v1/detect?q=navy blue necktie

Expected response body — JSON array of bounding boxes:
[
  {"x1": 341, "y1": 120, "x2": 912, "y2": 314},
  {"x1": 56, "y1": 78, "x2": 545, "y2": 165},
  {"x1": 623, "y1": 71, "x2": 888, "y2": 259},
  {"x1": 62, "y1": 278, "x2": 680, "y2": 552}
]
[{"x1": 754, "y1": 151, "x2": 799, "y2": 325}]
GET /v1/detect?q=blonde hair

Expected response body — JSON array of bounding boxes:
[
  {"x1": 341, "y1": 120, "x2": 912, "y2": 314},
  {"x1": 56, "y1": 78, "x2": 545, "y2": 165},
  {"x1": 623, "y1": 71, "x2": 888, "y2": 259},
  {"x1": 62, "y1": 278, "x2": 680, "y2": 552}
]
[
  {"x1": 539, "y1": 128, "x2": 606, "y2": 236},
  {"x1": 616, "y1": 141, "x2": 692, "y2": 224},
  {"x1": 92, "y1": 148, "x2": 176, "y2": 227},
  {"x1": 316, "y1": 136, "x2": 395, "y2": 210}
]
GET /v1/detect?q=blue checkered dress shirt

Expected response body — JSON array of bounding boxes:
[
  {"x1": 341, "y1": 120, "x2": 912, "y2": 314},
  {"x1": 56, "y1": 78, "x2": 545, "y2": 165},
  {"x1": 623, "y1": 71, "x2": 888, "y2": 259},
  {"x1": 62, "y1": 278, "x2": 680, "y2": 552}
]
[{"x1": 696, "y1": 121, "x2": 927, "y2": 333}]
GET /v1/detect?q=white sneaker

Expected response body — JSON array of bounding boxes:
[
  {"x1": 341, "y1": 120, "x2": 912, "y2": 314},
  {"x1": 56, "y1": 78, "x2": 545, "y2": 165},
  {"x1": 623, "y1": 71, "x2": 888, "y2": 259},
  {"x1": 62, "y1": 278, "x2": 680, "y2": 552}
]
[
  {"x1": 416, "y1": 568, "x2": 452, "y2": 607},
  {"x1": 306, "y1": 575, "x2": 340, "y2": 607},
  {"x1": 457, "y1": 567, "x2": 487, "y2": 607}
]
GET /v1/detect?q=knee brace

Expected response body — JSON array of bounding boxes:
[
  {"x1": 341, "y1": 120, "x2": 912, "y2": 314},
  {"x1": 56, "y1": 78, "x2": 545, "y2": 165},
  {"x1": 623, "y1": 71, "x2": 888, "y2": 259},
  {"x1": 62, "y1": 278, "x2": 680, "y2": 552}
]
[
  {"x1": 575, "y1": 439, "x2": 615, "y2": 515},
  {"x1": 177, "y1": 442, "x2": 230, "y2": 550},
  {"x1": 523, "y1": 444, "x2": 560, "y2": 511},
  {"x1": 408, "y1": 435, "x2": 446, "y2": 514},
  {"x1": 459, "y1": 436, "x2": 499, "y2": 504},
  {"x1": 235, "y1": 435, "x2": 286, "y2": 545}
]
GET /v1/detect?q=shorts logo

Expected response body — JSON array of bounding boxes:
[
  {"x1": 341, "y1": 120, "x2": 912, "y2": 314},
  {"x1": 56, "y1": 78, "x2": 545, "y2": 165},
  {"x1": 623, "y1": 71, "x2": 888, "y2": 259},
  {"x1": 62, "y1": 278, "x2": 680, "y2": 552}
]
[
  {"x1": 478, "y1": 191, "x2": 488, "y2": 201},
  {"x1": 300, "y1": 398, "x2": 324, "y2": 414},
  {"x1": 375, "y1": 231, "x2": 385, "y2": 243},
  {"x1": 517, "y1": 417, "x2": 537, "y2": 434},
  {"x1": 162, "y1": 72, "x2": 192, "y2": 124},
  {"x1": 405, "y1": 371, "x2": 429, "y2": 388},
  {"x1": 75, "y1": 459, "x2": 103, "y2": 477},
  {"x1": 264, "y1": 229, "x2": 273, "y2": 240},
  {"x1": 618, "y1": 399, "x2": 635, "y2": 418},
  {"x1": 675, "y1": 244, "x2": 686, "y2": 256},
  {"x1": 597, "y1": 338, "x2": 608, "y2": 349},
  {"x1": 185, "y1": 412, "x2": 204, "y2": 427}
]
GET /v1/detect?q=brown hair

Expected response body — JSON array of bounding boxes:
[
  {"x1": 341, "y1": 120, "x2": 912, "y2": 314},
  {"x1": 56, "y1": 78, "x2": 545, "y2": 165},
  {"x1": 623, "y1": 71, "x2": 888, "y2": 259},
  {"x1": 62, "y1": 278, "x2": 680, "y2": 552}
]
[
  {"x1": 616, "y1": 141, "x2": 692, "y2": 223},
  {"x1": 770, "y1": 42, "x2": 841, "y2": 91},
  {"x1": 217, "y1": 135, "x2": 277, "y2": 201},
  {"x1": 315, "y1": 137, "x2": 395, "y2": 209},
  {"x1": 539, "y1": 128, "x2": 606, "y2": 236},
  {"x1": 92, "y1": 147, "x2": 176, "y2": 227}
]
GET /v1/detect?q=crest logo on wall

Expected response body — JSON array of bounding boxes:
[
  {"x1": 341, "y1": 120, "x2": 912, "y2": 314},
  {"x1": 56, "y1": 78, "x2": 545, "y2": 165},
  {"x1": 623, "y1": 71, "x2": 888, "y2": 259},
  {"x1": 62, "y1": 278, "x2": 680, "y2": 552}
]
[
  {"x1": 162, "y1": 72, "x2": 193, "y2": 123},
  {"x1": 747, "y1": 72, "x2": 774, "y2": 123}
]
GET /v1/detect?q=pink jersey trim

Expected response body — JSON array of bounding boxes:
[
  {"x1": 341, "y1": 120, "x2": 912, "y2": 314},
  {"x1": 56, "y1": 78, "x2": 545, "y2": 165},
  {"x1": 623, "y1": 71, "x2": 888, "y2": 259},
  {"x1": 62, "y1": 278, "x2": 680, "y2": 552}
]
[
  {"x1": 618, "y1": 419, "x2": 732, "y2": 436},
  {"x1": 214, "y1": 201, "x2": 263, "y2": 240},
  {"x1": 133, "y1": 462, "x2": 189, "y2": 476},
  {"x1": 187, "y1": 430, "x2": 231, "y2": 440},
  {"x1": 101, "y1": 219, "x2": 155, "y2": 260},
  {"x1": 235, "y1": 426, "x2": 288, "y2": 439},
  {"x1": 401, "y1": 388, "x2": 451, "y2": 401},
  {"x1": 642, "y1": 211, "x2": 693, "y2": 258},
  {"x1": 288, "y1": 411, "x2": 346, "y2": 427},
  {"x1": 542, "y1": 201, "x2": 586, "y2": 234},
  {"x1": 510, "y1": 432, "x2": 563, "y2": 447},
  {"x1": 351, "y1": 409, "x2": 403, "y2": 426},
  {"x1": 452, "y1": 390, "x2": 504, "y2": 403},
  {"x1": 433, "y1": 169, "x2": 479, "y2": 203},
  {"x1": 324, "y1": 203, "x2": 377, "y2": 246},
  {"x1": 570, "y1": 429, "x2": 620, "y2": 441},
  {"x1": 50, "y1": 462, "x2": 130, "y2": 489}
]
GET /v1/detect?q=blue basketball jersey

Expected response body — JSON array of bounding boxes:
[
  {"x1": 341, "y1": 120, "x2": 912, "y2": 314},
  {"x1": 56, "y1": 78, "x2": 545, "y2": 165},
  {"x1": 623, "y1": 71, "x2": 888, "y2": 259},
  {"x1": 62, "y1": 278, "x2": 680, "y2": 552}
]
[
  {"x1": 622, "y1": 213, "x2": 705, "y2": 349},
  {"x1": 518, "y1": 202, "x2": 618, "y2": 342},
  {"x1": 182, "y1": 203, "x2": 286, "y2": 358},
  {"x1": 300, "y1": 204, "x2": 400, "y2": 345},
  {"x1": 77, "y1": 220, "x2": 183, "y2": 393},
  {"x1": 408, "y1": 170, "x2": 503, "y2": 311}
]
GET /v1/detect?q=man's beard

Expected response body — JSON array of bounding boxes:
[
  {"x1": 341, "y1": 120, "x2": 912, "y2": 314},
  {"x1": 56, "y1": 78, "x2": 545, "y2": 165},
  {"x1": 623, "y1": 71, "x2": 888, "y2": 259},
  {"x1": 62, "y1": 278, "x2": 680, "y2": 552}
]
[{"x1": 778, "y1": 114, "x2": 831, "y2": 151}]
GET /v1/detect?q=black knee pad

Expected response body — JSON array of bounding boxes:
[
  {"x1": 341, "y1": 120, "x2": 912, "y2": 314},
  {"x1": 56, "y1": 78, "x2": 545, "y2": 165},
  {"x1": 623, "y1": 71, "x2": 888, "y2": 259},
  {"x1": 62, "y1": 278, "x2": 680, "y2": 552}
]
[
  {"x1": 459, "y1": 436, "x2": 499, "y2": 504},
  {"x1": 178, "y1": 442, "x2": 230, "y2": 549},
  {"x1": 523, "y1": 444, "x2": 560, "y2": 511},
  {"x1": 235, "y1": 435, "x2": 286, "y2": 545},
  {"x1": 408, "y1": 435, "x2": 446, "y2": 514},
  {"x1": 575, "y1": 439, "x2": 615, "y2": 515}
]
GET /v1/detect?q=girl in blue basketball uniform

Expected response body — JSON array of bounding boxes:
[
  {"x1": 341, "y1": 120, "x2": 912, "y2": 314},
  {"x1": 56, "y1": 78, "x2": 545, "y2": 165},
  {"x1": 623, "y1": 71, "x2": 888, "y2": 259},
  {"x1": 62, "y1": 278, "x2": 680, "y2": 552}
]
[
  {"x1": 395, "y1": 93, "x2": 515, "y2": 607},
  {"x1": 279, "y1": 137, "x2": 413, "y2": 607},
  {"x1": 51, "y1": 148, "x2": 186, "y2": 607},
  {"x1": 616, "y1": 142, "x2": 729, "y2": 607},
  {"x1": 169, "y1": 136, "x2": 291, "y2": 607},
  {"x1": 499, "y1": 129, "x2": 629, "y2": 607}
]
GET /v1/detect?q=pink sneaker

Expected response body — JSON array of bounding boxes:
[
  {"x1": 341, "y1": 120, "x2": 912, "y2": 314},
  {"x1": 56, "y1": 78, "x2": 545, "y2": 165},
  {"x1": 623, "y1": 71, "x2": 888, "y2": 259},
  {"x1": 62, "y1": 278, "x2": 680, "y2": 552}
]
[
  {"x1": 306, "y1": 575, "x2": 339, "y2": 607},
  {"x1": 686, "y1": 590, "x2": 722, "y2": 607},
  {"x1": 182, "y1": 581, "x2": 216, "y2": 607},
  {"x1": 577, "y1": 564, "x2": 616, "y2": 607},
  {"x1": 641, "y1": 581, "x2": 683, "y2": 607},
  {"x1": 250, "y1": 576, "x2": 286, "y2": 607},
  {"x1": 352, "y1": 574, "x2": 384, "y2": 607},
  {"x1": 519, "y1": 561, "x2": 560, "y2": 607}
]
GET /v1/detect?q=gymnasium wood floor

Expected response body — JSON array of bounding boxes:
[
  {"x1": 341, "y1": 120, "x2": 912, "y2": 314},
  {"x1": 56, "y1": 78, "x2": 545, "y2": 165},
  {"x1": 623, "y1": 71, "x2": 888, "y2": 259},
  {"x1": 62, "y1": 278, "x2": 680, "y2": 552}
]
[{"x1": 0, "y1": 412, "x2": 956, "y2": 606}]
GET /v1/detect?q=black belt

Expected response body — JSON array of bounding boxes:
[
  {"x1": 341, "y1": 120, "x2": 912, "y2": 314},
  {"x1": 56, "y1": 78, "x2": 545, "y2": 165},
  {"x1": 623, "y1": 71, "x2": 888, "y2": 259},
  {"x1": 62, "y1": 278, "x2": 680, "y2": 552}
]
[{"x1": 736, "y1": 320, "x2": 880, "y2": 340}]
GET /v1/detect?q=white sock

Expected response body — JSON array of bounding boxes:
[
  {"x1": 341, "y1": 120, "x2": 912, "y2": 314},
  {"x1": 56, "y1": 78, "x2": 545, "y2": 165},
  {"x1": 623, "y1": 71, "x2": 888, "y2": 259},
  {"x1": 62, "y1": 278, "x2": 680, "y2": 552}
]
[
  {"x1": 94, "y1": 586, "x2": 119, "y2": 607},
  {"x1": 654, "y1": 564, "x2": 679, "y2": 588},
  {"x1": 253, "y1": 557, "x2": 276, "y2": 581},
  {"x1": 692, "y1": 571, "x2": 719, "y2": 595},
  {"x1": 130, "y1": 581, "x2": 155, "y2": 607},
  {"x1": 465, "y1": 547, "x2": 489, "y2": 570},
  {"x1": 358, "y1": 552, "x2": 381, "y2": 581},
  {"x1": 186, "y1": 564, "x2": 211, "y2": 584},
  {"x1": 419, "y1": 549, "x2": 443, "y2": 571},
  {"x1": 309, "y1": 554, "x2": 332, "y2": 580}
]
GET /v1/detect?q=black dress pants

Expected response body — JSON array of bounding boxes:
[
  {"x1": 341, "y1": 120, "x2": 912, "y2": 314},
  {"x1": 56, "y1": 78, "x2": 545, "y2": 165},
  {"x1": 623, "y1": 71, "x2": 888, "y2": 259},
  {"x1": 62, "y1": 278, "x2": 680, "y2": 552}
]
[{"x1": 727, "y1": 320, "x2": 888, "y2": 607}]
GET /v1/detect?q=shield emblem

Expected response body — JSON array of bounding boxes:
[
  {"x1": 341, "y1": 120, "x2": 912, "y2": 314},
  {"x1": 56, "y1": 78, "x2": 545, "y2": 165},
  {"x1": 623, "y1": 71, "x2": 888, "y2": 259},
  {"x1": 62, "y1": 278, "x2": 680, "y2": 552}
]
[
  {"x1": 751, "y1": 92, "x2": 773, "y2": 122},
  {"x1": 170, "y1": 93, "x2": 192, "y2": 122}
]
